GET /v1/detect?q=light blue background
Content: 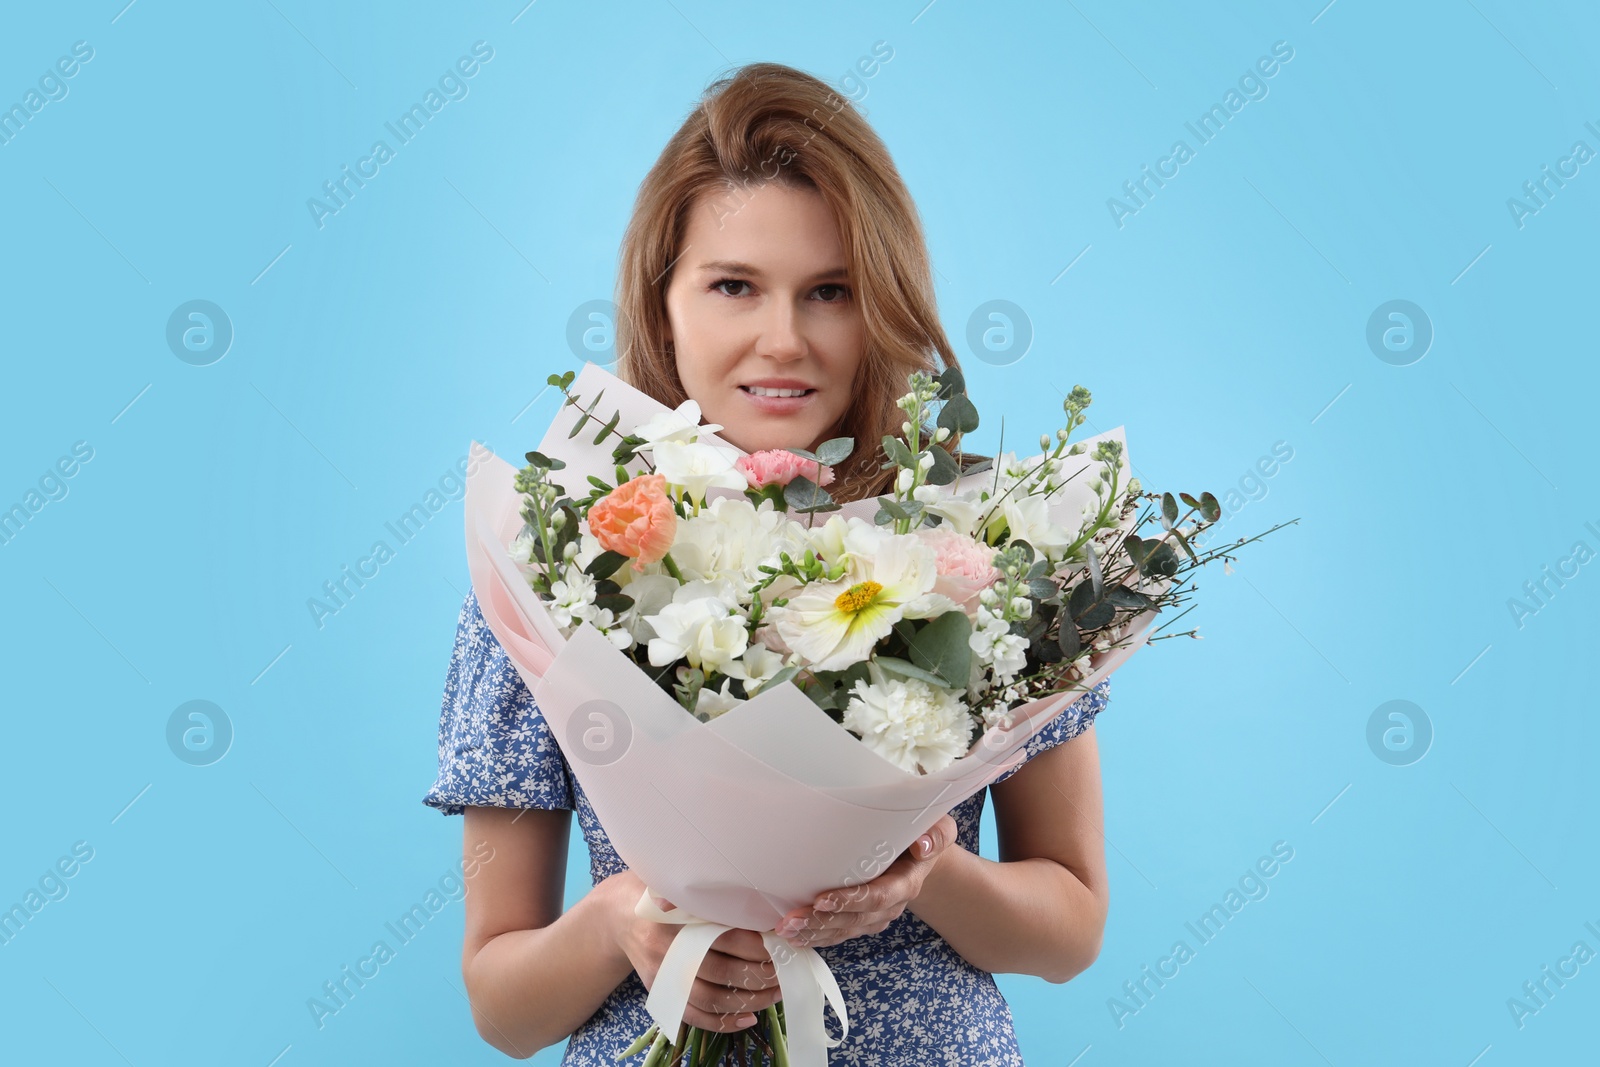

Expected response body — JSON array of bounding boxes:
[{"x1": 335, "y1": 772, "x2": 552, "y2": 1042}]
[{"x1": 2, "y1": 1, "x2": 1595, "y2": 1064}]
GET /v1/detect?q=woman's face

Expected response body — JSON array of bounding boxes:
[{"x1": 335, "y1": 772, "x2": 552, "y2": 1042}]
[{"x1": 663, "y1": 182, "x2": 865, "y2": 456}]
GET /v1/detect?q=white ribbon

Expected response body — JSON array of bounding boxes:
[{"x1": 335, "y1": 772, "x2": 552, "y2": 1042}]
[{"x1": 634, "y1": 889, "x2": 849, "y2": 1066}]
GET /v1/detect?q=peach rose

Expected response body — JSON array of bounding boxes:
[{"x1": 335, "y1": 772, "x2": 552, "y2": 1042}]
[
  {"x1": 736, "y1": 449, "x2": 836, "y2": 490},
  {"x1": 588, "y1": 473, "x2": 677, "y2": 572}
]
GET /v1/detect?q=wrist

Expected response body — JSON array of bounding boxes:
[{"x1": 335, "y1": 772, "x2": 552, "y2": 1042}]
[{"x1": 593, "y1": 872, "x2": 640, "y2": 975}]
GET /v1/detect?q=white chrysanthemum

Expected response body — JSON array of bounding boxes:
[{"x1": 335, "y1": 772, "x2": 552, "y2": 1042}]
[
  {"x1": 842, "y1": 674, "x2": 971, "y2": 775},
  {"x1": 651, "y1": 439, "x2": 748, "y2": 506},
  {"x1": 631, "y1": 398, "x2": 723, "y2": 449},
  {"x1": 644, "y1": 597, "x2": 748, "y2": 675}
]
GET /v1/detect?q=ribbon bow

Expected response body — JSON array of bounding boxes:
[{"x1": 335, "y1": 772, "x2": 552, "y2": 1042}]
[{"x1": 633, "y1": 889, "x2": 849, "y2": 1066}]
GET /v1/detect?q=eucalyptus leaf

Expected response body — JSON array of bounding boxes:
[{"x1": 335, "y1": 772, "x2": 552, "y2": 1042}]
[
  {"x1": 1068, "y1": 580, "x2": 1114, "y2": 629},
  {"x1": 873, "y1": 655, "x2": 950, "y2": 688},
  {"x1": 815, "y1": 437, "x2": 854, "y2": 466},
  {"x1": 936, "y1": 394, "x2": 980, "y2": 435},
  {"x1": 1057, "y1": 621, "x2": 1081, "y2": 659},
  {"x1": 1161, "y1": 491, "x2": 1178, "y2": 528},
  {"x1": 1199, "y1": 491, "x2": 1221, "y2": 523},
  {"x1": 784, "y1": 475, "x2": 836, "y2": 513},
  {"x1": 898, "y1": 612, "x2": 972, "y2": 687},
  {"x1": 750, "y1": 665, "x2": 800, "y2": 696},
  {"x1": 924, "y1": 445, "x2": 960, "y2": 486},
  {"x1": 882, "y1": 435, "x2": 915, "y2": 469}
]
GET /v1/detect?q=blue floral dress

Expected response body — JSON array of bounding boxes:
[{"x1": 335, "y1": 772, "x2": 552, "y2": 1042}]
[{"x1": 424, "y1": 590, "x2": 1110, "y2": 1066}]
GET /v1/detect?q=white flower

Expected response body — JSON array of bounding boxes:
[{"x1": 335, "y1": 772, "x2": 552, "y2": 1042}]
[
  {"x1": 842, "y1": 672, "x2": 971, "y2": 775},
  {"x1": 804, "y1": 514, "x2": 888, "y2": 569},
  {"x1": 669, "y1": 497, "x2": 810, "y2": 593},
  {"x1": 614, "y1": 573, "x2": 679, "y2": 645},
  {"x1": 919, "y1": 488, "x2": 990, "y2": 540},
  {"x1": 969, "y1": 614, "x2": 1028, "y2": 683},
  {"x1": 734, "y1": 642, "x2": 789, "y2": 693},
  {"x1": 510, "y1": 530, "x2": 539, "y2": 565},
  {"x1": 694, "y1": 678, "x2": 745, "y2": 722},
  {"x1": 651, "y1": 439, "x2": 748, "y2": 507},
  {"x1": 549, "y1": 569, "x2": 599, "y2": 630},
  {"x1": 767, "y1": 534, "x2": 943, "y2": 672},
  {"x1": 632, "y1": 399, "x2": 722, "y2": 449},
  {"x1": 998, "y1": 492, "x2": 1074, "y2": 557},
  {"x1": 644, "y1": 597, "x2": 749, "y2": 675}
]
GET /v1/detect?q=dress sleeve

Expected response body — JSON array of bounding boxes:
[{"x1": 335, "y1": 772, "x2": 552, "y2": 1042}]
[
  {"x1": 990, "y1": 679, "x2": 1111, "y2": 787},
  {"x1": 422, "y1": 588, "x2": 575, "y2": 816}
]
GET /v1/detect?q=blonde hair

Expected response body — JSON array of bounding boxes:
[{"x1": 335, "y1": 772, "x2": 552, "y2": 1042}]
[{"x1": 614, "y1": 61, "x2": 969, "y2": 505}]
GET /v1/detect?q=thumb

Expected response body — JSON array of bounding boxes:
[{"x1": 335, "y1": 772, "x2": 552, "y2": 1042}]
[{"x1": 910, "y1": 814, "x2": 957, "y2": 860}]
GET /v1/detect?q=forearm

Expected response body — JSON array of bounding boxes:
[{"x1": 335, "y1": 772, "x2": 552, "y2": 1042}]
[
  {"x1": 464, "y1": 879, "x2": 634, "y2": 1057},
  {"x1": 906, "y1": 846, "x2": 1106, "y2": 984}
]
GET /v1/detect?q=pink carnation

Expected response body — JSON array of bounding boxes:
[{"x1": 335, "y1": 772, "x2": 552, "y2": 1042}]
[
  {"x1": 916, "y1": 527, "x2": 1001, "y2": 615},
  {"x1": 737, "y1": 449, "x2": 836, "y2": 490}
]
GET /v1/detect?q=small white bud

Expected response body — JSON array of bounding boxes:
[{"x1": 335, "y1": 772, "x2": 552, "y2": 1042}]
[
  {"x1": 934, "y1": 426, "x2": 951, "y2": 443},
  {"x1": 896, "y1": 468, "x2": 915, "y2": 492},
  {"x1": 918, "y1": 452, "x2": 935, "y2": 471}
]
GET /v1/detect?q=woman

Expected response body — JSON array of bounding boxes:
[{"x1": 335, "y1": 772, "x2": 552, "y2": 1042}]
[{"x1": 424, "y1": 62, "x2": 1112, "y2": 1064}]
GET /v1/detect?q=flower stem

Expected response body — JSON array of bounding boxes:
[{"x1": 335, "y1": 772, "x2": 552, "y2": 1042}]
[{"x1": 661, "y1": 552, "x2": 684, "y2": 583}]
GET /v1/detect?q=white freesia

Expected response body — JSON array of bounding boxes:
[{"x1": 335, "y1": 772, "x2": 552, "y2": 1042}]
[
  {"x1": 651, "y1": 439, "x2": 748, "y2": 507},
  {"x1": 631, "y1": 398, "x2": 722, "y2": 449},
  {"x1": 693, "y1": 678, "x2": 745, "y2": 722},
  {"x1": 644, "y1": 597, "x2": 749, "y2": 675},
  {"x1": 918, "y1": 487, "x2": 990, "y2": 540},
  {"x1": 733, "y1": 642, "x2": 789, "y2": 692},
  {"x1": 998, "y1": 492, "x2": 1075, "y2": 558},
  {"x1": 768, "y1": 534, "x2": 946, "y2": 672},
  {"x1": 842, "y1": 667, "x2": 971, "y2": 774}
]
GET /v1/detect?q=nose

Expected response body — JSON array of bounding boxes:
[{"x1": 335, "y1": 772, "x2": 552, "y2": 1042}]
[{"x1": 757, "y1": 297, "x2": 807, "y2": 363}]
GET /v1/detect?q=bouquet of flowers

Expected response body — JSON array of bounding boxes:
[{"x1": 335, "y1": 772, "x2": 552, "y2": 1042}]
[{"x1": 461, "y1": 361, "x2": 1286, "y2": 1067}]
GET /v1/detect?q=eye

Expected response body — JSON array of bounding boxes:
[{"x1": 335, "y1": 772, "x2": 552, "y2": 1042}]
[
  {"x1": 814, "y1": 284, "x2": 852, "y2": 303},
  {"x1": 710, "y1": 278, "x2": 751, "y2": 297}
]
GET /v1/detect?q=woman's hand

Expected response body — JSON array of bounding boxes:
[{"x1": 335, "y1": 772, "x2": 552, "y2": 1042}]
[
  {"x1": 603, "y1": 869, "x2": 780, "y2": 1032},
  {"x1": 773, "y1": 814, "x2": 959, "y2": 951}
]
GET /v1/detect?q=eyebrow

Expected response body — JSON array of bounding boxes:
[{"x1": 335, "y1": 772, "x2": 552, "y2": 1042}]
[{"x1": 696, "y1": 259, "x2": 850, "y2": 282}]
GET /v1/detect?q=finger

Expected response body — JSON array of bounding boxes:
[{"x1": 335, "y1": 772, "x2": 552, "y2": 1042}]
[
  {"x1": 703, "y1": 949, "x2": 780, "y2": 991},
  {"x1": 710, "y1": 927, "x2": 776, "y2": 963},
  {"x1": 906, "y1": 814, "x2": 958, "y2": 863},
  {"x1": 685, "y1": 975, "x2": 781, "y2": 1028}
]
